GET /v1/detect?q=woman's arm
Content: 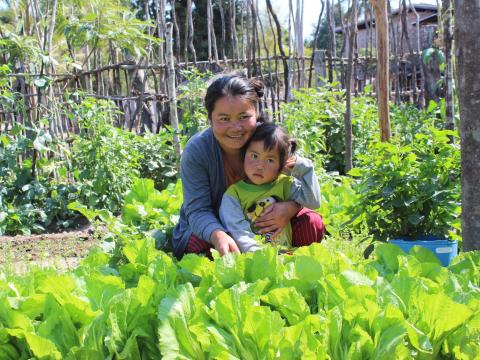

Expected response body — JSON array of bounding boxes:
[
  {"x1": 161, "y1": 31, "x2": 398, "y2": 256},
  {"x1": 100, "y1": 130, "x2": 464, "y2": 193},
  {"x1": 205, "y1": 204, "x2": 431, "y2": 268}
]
[{"x1": 180, "y1": 141, "x2": 228, "y2": 244}]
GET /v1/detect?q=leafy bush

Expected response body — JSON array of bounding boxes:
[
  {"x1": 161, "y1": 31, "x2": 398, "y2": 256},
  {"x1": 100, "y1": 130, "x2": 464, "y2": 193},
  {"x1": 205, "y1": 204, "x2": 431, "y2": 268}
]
[
  {"x1": 0, "y1": 121, "x2": 82, "y2": 234},
  {"x1": 318, "y1": 173, "x2": 363, "y2": 239},
  {"x1": 121, "y1": 178, "x2": 182, "y2": 251},
  {"x1": 70, "y1": 97, "x2": 141, "y2": 211},
  {"x1": 391, "y1": 101, "x2": 445, "y2": 143},
  {"x1": 177, "y1": 68, "x2": 211, "y2": 140},
  {"x1": 280, "y1": 86, "x2": 378, "y2": 173},
  {"x1": 350, "y1": 127, "x2": 461, "y2": 241},
  {"x1": 131, "y1": 129, "x2": 179, "y2": 191}
]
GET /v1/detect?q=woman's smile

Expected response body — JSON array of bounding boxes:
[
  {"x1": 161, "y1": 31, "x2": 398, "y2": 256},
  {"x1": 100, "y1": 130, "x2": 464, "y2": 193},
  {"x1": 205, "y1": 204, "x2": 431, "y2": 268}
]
[{"x1": 210, "y1": 96, "x2": 257, "y2": 154}]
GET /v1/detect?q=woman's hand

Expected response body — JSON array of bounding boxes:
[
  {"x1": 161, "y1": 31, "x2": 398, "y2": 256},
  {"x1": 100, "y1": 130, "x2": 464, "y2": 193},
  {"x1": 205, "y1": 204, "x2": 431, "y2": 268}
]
[
  {"x1": 254, "y1": 201, "x2": 301, "y2": 238},
  {"x1": 210, "y1": 230, "x2": 240, "y2": 256}
]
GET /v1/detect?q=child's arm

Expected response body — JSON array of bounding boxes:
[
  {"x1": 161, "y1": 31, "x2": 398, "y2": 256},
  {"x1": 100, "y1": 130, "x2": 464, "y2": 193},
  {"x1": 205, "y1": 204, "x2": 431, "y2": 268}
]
[
  {"x1": 219, "y1": 194, "x2": 262, "y2": 253},
  {"x1": 286, "y1": 156, "x2": 321, "y2": 209}
]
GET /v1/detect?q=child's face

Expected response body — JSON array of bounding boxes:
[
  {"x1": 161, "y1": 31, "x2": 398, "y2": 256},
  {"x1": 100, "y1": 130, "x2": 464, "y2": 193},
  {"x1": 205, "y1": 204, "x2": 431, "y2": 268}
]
[{"x1": 244, "y1": 141, "x2": 281, "y2": 185}]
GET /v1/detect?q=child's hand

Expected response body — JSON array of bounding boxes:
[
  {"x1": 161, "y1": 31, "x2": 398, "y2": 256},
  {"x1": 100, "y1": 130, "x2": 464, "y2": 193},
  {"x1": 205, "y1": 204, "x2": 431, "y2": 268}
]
[{"x1": 284, "y1": 155, "x2": 297, "y2": 170}]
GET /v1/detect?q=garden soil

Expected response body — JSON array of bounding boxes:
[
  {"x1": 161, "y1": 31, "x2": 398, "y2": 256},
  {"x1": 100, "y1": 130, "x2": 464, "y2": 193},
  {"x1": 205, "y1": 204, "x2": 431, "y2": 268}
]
[{"x1": 0, "y1": 223, "x2": 99, "y2": 273}]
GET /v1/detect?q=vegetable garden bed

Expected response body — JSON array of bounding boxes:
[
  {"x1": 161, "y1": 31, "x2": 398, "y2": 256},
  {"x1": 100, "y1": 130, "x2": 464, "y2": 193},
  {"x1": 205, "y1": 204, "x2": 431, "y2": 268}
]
[{"x1": 0, "y1": 237, "x2": 478, "y2": 359}]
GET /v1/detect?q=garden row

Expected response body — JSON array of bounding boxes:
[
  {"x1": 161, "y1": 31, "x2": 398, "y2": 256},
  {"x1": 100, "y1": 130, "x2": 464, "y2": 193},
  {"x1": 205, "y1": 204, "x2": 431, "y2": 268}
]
[
  {"x1": 1, "y1": 67, "x2": 461, "y2": 247},
  {"x1": 0, "y1": 166, "x2": 474, "y2": 359},
  {"x1": 0, "y1": 223, "x2": 478, "y2": 358}
]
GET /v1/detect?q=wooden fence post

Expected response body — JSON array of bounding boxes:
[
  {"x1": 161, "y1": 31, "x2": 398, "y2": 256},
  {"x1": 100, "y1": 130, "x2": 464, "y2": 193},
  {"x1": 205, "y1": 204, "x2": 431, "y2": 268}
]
[
  {"x1": 313, "y1": 50, "x2": 326, "y2": 87},
  {"x1": 372, "y1": 0, "x2": 391, "y2": 142},
  {"x1": 166, "y1": 22, "x2": 182, "y2": 155}
]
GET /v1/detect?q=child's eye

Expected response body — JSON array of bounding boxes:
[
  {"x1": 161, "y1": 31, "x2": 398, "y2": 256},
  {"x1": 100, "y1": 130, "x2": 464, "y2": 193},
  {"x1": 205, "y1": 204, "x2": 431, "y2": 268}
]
[
  {"x1": 251, "y1": 153, "x2": 258, "y2": 159},
  {"x1": 219, "y1": 117, "x2": 229, "y2": 122},
  {"x1": 267, "y1": 158, "x2": 275, "y2": 164}
]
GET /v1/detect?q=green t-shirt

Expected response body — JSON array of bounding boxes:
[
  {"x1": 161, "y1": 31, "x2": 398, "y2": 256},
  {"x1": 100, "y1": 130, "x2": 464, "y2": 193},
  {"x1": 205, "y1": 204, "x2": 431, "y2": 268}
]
[{"x1": 225, "y1": 174, "x2": 294, "y2": 247}]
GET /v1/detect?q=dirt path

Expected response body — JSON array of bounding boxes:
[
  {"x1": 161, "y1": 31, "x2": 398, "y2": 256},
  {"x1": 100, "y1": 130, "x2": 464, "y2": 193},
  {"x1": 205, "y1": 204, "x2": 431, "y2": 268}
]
[{"x1": 0, "y1": 224, "x2": 100, "y2": 273}]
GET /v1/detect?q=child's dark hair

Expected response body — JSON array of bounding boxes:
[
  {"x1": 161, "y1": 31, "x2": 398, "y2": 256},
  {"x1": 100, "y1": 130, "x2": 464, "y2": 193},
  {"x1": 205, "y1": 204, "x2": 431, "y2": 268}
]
[{"x1": 243, "y1": 122, "x2": 297, "y2": 168}]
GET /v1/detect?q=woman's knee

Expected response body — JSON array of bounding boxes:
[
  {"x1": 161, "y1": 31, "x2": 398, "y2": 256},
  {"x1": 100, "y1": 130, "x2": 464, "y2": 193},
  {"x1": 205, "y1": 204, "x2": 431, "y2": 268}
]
[{"x1": 186, "y1": 233, "x2": 214, "y2": 258}]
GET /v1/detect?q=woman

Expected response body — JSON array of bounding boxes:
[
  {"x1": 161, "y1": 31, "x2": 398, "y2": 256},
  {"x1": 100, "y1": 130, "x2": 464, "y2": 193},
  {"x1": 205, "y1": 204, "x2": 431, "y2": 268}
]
[{"x1": 172, "y1": 74, "x2": 325, "y2": 258}]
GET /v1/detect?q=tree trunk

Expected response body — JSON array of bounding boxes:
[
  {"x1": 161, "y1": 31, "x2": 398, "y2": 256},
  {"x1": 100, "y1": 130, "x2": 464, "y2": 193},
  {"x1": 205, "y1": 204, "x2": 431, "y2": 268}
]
[
  {"x1": 455, "y1": 0, "x2": 480, "y2": 251},
  {"x1": 185, "y1": 0, "x2": 196, "y2": 64},
  {"x1": 295, "y1": 0, "x2": 305, "y2": 88},
  {"x1": 229, "y1": 0, "x2": 239, "y2": 62},
  {"x1": 371, "y1": 0, "x2": 391, "y2": 142}
]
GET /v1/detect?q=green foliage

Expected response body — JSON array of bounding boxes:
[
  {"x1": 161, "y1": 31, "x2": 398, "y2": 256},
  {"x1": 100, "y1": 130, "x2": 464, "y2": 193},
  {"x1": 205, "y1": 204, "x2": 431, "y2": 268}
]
[
  {"x1": 70, "y1": 97, "x2": 141, "y2": 211},
  {"x1": 281, "y1": 88, "x2": 331, "y2": 168},
  {"x1": 131, "y1": 129, "x2": 179, "y2": 191},
  {"x1": 0, "y1": 30, "x2": 43, "y2": 65},
  {"x1": 0, "y1": 64, "x2": 17, "y2": 114},
  {"x1": 58, "y1": 0, "x2": 161, "y2": 59},
  {"x1": 391, "y1": 102, "x2": 444, "y2": 143},
  {"x1": 0, "y1": 119, "x2": 81, "y2": 235},
  {"x1": 318, "y1": 173, "x2": 363, "y2": 239},
  {"x1": 121, "y1": 178, "x2": 182, "y2": 251},
  {"x1": 1, "y1": 233, "x2": 478, "y2": 358},
  {"x1": 350, "y1": 127, "x2": 461, "y2": 241},
  {"x1": 280, "y1": 86, "x2": 378, "y2": 173},
  {"x1": 177, "y1": 68, "x2": 211, "y2": 140},
  {"x1": 422, "y1": 48, "x2": 446, "y2": 72}
]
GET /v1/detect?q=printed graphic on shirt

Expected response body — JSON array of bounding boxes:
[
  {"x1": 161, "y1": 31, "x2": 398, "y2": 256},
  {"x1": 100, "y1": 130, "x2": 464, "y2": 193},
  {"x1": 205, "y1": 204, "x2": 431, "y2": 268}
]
[{"x1": 245, "y1": 195, "x2": 288, "y2": 246}]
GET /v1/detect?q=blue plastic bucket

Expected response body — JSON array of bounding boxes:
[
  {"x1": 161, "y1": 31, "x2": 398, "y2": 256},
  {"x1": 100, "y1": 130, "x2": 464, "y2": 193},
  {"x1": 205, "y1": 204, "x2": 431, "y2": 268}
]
[{"x1": 389, "y1": 239, "x2": 458, "y2": 267}]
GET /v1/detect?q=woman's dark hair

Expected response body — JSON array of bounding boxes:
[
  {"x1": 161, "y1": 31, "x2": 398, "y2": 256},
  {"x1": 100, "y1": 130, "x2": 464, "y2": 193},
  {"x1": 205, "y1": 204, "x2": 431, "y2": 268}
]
[
  {"x1": 242, "y1": 122, "x2": 297, "y2": 169},
  {"x1": 205, "y1": 73, "x2": 264, "y2": 119}
]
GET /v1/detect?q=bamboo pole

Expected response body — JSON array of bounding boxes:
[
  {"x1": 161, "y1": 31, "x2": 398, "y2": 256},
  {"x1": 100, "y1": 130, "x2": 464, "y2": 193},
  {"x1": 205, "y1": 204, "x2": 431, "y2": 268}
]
[
  {"x1": 308, "y1": 0, "x2": 325, "y2": 87},
  {"x1": 165, "y1": 23, "x2": 182, "y2": 155},
  {"x1": 344, "y1": 0, "x2": 357, "y2": 173},
  {"x1": 326, "y1": 0, "x2": 336, "y2": 83},
  {"x1": 218, "y1": 0, "x2": 227, "y2": 61},
  {"x1": 441, "y1": 0, "x2": 454, "y2": 130},
  {"x1": 387, "y1": 0, "x2": 400, "y2": 104},
  {"x1": 170, "y1": 0, "x2": 181, "y2": 62}
]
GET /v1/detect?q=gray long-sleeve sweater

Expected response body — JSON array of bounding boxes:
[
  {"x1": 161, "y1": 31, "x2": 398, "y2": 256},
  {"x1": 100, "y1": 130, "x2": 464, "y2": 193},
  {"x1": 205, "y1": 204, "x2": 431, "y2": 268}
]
[{"x1": 172, "y1": 128, "x2": 228, "y2": 258}]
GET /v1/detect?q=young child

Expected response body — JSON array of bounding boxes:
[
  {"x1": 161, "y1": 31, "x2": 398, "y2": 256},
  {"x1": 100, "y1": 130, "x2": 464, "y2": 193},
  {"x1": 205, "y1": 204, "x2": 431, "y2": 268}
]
[{"x1": 219, "y1": 122, "x2": 321, "y2": 252}]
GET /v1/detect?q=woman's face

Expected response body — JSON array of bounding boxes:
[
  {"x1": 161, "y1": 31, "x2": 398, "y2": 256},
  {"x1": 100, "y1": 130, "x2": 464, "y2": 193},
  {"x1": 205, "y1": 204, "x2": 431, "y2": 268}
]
[{"x1": 210, "y1": 96, "x2": 257, "y2": 154}]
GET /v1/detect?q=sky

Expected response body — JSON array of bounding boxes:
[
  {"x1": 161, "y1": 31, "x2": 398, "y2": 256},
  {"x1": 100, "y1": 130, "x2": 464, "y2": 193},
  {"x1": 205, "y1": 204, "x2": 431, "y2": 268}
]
[{"x1": 261, "y1": 0, "x2": 440, "y2": 39}]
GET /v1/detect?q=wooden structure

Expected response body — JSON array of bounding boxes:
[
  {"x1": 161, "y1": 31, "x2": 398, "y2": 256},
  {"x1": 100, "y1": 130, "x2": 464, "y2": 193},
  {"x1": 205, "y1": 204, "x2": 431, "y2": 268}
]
[{"x1": 0, "y1": 0, "x2": 446, "y2": 138}]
